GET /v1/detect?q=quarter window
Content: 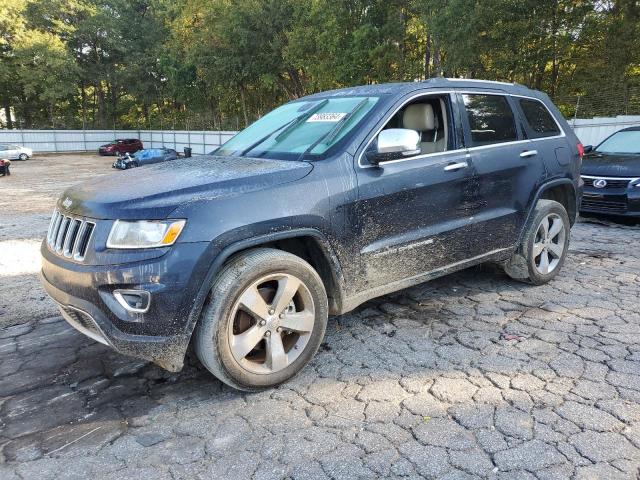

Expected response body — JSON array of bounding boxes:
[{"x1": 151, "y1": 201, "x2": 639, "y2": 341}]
[
  {"x1": 462, "y1": 94, "x2": 517, "y2": 146},
  {"x1": 519, "y1": 99, "x2": 560, "y2": 138}
]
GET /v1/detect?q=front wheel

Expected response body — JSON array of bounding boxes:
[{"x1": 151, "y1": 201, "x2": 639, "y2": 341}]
[
  {"x1": 195, "y1": 248, "x2": 328, "y2": 391},
  {"x1": 18, "y1": 153, "x2": 28, "y2": 161},
  {"x1": 504, "y1": 199, "x2": 570, "y2": 285}
]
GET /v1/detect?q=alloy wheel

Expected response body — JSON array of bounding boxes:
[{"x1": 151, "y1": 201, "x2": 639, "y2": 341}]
[
  {"x1": 227, "y1": 273, "x2": 315, "y2": 375},
  {"x1": 532, "y1": 213, "x2": 566, "y2": 275}
]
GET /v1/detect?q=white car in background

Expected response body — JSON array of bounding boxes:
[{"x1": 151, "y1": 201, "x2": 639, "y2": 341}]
[{"x1": 0, "y1": 144, "x2": 33, "y2": 160}]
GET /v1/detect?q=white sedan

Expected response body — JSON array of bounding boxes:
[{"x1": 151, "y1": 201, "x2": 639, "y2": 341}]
[{"x1": 0, "y1": 144, "x2": 33, "y2": 160}]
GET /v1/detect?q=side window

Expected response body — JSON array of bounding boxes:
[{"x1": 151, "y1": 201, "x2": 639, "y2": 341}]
[
  {"x1": 518, "y1": 99, "x2": 560, "y2": 138},
  {"x1": 462, "y1": 94, "x2": 517, "y2": 146},
  {"x1": 376, "y1": 95, "x2": 451, "y2": 157}
]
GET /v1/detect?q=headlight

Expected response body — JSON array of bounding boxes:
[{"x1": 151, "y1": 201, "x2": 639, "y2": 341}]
[{"x1": 107, "y1": 220, "x2": 186, "y2": 249}]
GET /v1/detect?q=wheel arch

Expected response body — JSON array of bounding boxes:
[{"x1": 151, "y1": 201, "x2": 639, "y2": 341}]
[
  {"x1": 537, "y1": 180, "x2": 577, "y2": 225},
  {"x1": 184, "y1": 228, "x2": 345, "y2": 342},
  {"x1": 514, "y1": 178, "x2": 577, "y2": 247}
]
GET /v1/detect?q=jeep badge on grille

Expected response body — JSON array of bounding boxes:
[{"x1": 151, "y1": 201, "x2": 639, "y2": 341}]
[{"x1": 62, "y1": 197, "x2": 73, "y2": 209}]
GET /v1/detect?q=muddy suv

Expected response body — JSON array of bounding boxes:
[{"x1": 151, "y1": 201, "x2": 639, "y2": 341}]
[{"x1": 41, "y1": 79, "x2": 583, "y2": 390}]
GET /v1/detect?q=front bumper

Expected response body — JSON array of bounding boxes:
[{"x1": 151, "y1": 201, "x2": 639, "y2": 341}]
[
  {"x1": 40, "y1": 240, "x2": 211, "y2": 371},
  {"x1": 580, "y1": 178, "x2": 640, "y2": 217}
]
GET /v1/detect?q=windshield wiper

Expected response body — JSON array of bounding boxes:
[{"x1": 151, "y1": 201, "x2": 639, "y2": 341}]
[
  {"x1": 238, "y1": 99, "x2": 329, "y2": 157},
  {"x1": 273, "y1": 99, "x2": 329, "y2": 142},
  {"x1": 296, "y1": 97, "x2": 370, "y2": 162}
]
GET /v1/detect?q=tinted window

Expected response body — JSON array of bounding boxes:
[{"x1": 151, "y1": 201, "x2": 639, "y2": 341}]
[
  {"x1": 462, "y1": 94, "x2": 517, "y2": 146},
  {"x1": 519, "y1": 99, "x2": 560, "y2": 138}
]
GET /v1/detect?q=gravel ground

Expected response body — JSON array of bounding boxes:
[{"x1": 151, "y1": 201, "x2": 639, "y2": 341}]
[
  {"x1": 1, "y1": 154, "x2": 640, "y2": 479},
  {"x1": 0, "y1": 154, "x2": 112, "y2": 327}
]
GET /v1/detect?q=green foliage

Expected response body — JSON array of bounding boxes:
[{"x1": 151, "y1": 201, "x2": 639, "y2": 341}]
[{"x1": 0, "y1": 0, "x2": 638, "y2": 129}]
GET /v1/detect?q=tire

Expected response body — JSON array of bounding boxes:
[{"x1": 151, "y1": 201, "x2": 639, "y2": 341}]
[
  {"x1": 18, "y1": 153, "x2": 28, "y2": 161},
  {"x1": 195, "y1": 248, "x2": 328, "y2": 391},
  {"x1": 503, "y1": 199, "x2": 570, "y2": 285}
]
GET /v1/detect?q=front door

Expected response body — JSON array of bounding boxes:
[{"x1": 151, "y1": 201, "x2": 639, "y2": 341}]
[
  {"x1": 355, "y1": 151, "x2": 477, "y2": 289},
  {"x1": 353, "y1": 92, "x2": 479, "y2": 292}
]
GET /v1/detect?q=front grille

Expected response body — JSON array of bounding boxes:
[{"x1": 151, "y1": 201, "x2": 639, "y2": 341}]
[
  {"x1": 47, "y1": 209, "x2": 95, "y2": 261},
  {"x1": 582, "y1": 176, "x2": 634, "y2": 190},
  {"x1": 581, "y1": 197, "x2": 628, "y2": 214}
]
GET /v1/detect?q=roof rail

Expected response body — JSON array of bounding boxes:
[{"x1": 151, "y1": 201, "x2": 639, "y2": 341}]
[
  {"x1": 422, "y1": 77, "x2": 520, "y2": 87},
  {"x1": 445, "y1": 78, "x2": 515, "y2": 86}
]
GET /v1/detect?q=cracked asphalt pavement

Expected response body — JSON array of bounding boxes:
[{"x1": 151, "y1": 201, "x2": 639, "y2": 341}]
[{"x1": 1, "y1": 155, "x2": 640, "y2": 479}]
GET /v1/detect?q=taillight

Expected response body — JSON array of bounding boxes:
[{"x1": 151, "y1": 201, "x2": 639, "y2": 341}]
[{"x1": 577, "y1": 143, "x2": 585, "y2": 159}]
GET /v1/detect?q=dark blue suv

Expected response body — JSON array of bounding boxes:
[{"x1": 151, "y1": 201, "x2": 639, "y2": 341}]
[{"x1": 41, "y1": 78, "x2": 583, "y2": 390}]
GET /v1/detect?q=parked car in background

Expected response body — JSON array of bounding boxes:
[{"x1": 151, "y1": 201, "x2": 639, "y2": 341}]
[
  {"x1": 42, "y1": 78, "x2": 582, "y2": 391},
  {"x1": 0, "y1": 144, "x2": 32, "y2": 160},
  {"x1": 580, "y1": 126, "x2": 640, "y2": 217},
  {"x1": 0, "y1": 159, "x2": 10, "y2": 176},
  {"x1": 112, "y1": 148, "x2": 178, "y2": 170},
  {"x1": 98, "y1": 139, "x2": 143, "y2": 156}
]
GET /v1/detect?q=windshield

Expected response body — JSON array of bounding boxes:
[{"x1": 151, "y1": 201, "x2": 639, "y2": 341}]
[
  {"x1": 216, "y1": 96, "x2": 380, "y2": 160},
  {"x1": 596, "y1": 130, "x2": 640, "y2": 155}
]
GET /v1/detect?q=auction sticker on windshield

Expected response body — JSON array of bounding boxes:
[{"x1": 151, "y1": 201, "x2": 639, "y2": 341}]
[{"x1": 307, "y1": 113, "x2": 347, "y2": 122}]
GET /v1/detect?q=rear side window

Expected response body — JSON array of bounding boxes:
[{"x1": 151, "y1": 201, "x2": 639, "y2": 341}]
[
  {"x1": 462, "y1": 94, "x2": 517, "y2": 146},
  {"x1": 519, "y1": 99, "x2": 560, "y2": 138}
]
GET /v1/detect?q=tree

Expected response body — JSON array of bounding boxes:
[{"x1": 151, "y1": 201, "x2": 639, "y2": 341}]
[{"x1": 0, "y1": 0, "x2": 638, "y2": 129}]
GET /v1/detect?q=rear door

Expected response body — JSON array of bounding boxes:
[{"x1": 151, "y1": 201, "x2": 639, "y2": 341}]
[
  {"x1": 458, "y1": 91, "x2": 546, "y2": 255},
  {"x1": 513, "y1": 96, "x2": 568, "y2": 172}
]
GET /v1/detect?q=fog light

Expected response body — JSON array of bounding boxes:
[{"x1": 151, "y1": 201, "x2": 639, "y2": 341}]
[{"x1": 114, "y1": 289, "x2": 151, "y2": 313}]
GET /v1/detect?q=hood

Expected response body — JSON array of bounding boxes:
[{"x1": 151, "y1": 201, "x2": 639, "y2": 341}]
[
  {"x1": 581, "y1": 152, "x2": 640, "y2": 178},
  {"x1": 58, "y1": 155, "x2": 313, "y2": 219}
]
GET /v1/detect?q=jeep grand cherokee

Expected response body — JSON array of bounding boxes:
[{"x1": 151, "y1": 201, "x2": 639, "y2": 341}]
[{"x1": 41, "y1": 78, "x2": 583, "y2": 390}]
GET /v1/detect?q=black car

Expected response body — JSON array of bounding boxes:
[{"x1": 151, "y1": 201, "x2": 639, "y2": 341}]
[
  {"x1": 580, "y1": 127, "x2": 640, "y2": 216},
  {"x1": 41, "y1": 78, "x2": 582, "y2": 390}
]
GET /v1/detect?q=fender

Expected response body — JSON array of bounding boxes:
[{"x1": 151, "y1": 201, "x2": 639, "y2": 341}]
[
  {"x1": 517, "y1": 177, "x2": 578, "y2": 245},
  {"x1": 182, "y1": 228, "x2": 346, "y2": 339}
]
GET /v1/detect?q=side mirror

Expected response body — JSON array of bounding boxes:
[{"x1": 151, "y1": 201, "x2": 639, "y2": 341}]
[
  {"x1": 367, "y1": 128, "x2": 421, "y2": 166},
  {"x1": 583, "y1": 145, "x2": 593, "y2": 153}
]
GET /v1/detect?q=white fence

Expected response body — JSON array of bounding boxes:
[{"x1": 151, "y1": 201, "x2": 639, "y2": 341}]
[
  {"x1": 570, "y1": 115, "x2": 640, "y2": 147},
  {"x1": 0, "y1": 129, "x2": 237, "y2": 155},
  {"x1": 1, "y1": 116, "x2": 639, "y2": 154}
]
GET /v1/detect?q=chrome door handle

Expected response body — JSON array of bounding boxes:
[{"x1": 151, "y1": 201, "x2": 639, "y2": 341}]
[
  {"x1": 444, "y1": 161, "x2": 468, "y2": 171},
  {"x1": 520, "y1": 150, "x2": 538, "y2": 158}
]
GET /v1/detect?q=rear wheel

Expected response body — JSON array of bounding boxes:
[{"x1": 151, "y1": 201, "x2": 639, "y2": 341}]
[
  {"x1": 504, "y1": 199, "x2": 570, "y2": 285},
  {"x1": 195, "y1": 248, "x2": 328, "y2": 391},
  {"x1": 18, "y1": 153, "x2": 28, "y2": 161}
]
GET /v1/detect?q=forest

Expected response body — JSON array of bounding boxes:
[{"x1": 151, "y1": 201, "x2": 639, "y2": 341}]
[{"x1": 1, "y1": 0, "x2": 639, "y2": 130}]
